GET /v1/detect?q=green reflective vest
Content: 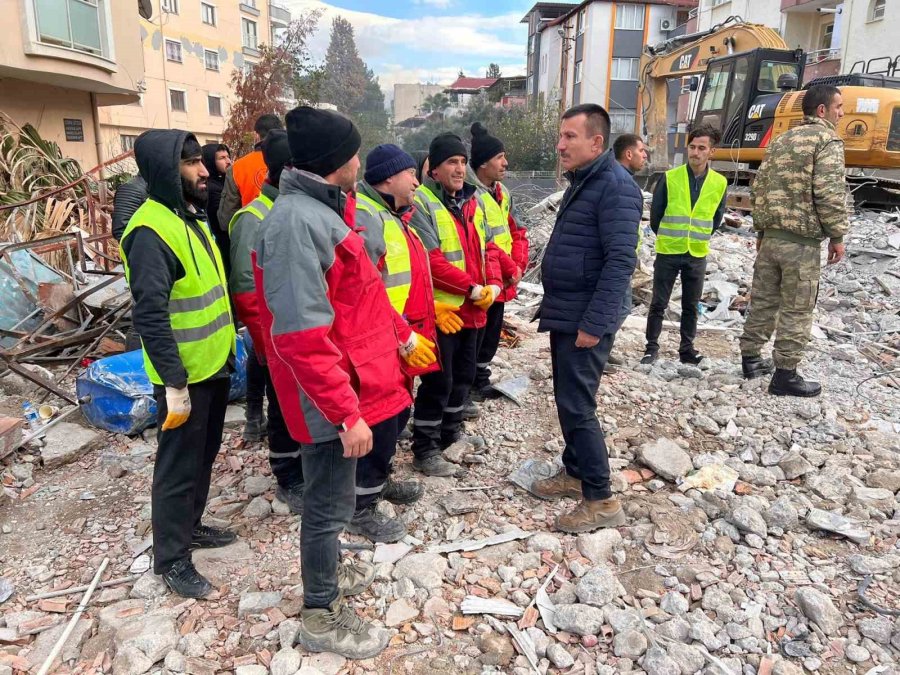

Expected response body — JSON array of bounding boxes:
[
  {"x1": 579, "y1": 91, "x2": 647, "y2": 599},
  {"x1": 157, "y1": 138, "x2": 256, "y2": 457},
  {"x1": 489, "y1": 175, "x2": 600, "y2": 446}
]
[
  {"x1": 655, "y1": 164, "x2": 727, "y2": 258},
  {"x1": 356, "y1": 192, "x2": 423, "y2": 315},
  {"x1": 414, "y1": 185, "x2": 486, "y2": 308},
  {"x1": 120, "y1": 199, "x2": 236, "y2": 386},
  {"x1": 477, "y1": 183, "x2": 513, "y2": 255},
  {"x1": 228, "y1": 191, "x2": 273, "y2": 235}
]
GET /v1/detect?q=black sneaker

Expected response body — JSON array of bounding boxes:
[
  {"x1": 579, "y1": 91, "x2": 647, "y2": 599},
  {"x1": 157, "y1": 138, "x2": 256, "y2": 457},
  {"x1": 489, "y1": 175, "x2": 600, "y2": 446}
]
[
  {"x1": 345, "y1": 505, "x2": 407, "y2": 543},
  {"x1": 162, "y1": 559, "x2": 213, "y2": 598},
  {"x1": 191, "y1": 525, "x2": 237, "y2": 549},
  {"x1": 242, "y1": 409, "x2": 268, "y2": 443},
  {"x1": 275, "y1": 484, "x2": 304, "y2": 514},
  {"x1": 640, "y1": 352, "x2": 658, "y2": 365},
  {"x1": 462, "y1": 401, "x2": 480, "y2": 420},
  {"x1": 413, "y1": 455, "x2": 459, "y2": 477},
  {"x1": 381, "y1": 478, "x2": 423, "y2": 505},
  {"x1": 679, "y1": 352, "x2": 704, "y2": 365}
]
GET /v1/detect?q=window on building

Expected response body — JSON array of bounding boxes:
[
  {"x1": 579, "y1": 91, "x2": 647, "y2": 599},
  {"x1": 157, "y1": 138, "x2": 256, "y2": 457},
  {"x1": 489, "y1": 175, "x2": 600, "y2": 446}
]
[
  {"x1": 577, "y1": 9, "x2": 586, "y2": 35},
  {"x1": 244, "y1": 0, "x2": 257, "y2": 6},
  {"x1": 819, "y1": 22, "x2": 834, "y2": 50},
  {"x1": 165, "y1": 39, "x2": 182, "y2": 63},
  {"x1": 34, "y1": 0, "x2": 107, "y2": 57},
  {"x1": 574, "y1": 60, "x2": 583, "y2": 84},
  {"x1": 204, "y1": 49, "x2": 219, "y2": 71},
  {"x1": 610, "y1": 110, "x2": 637, "y2": 133},
  {"x1": 615, "y1": 3, "x2": 644, "y2": 30},
  {"x1": 161, "y1": 0, "x2": 178, "y2": 13},
  {"x1": 712, "y1": 0, "x2": 730, "y2": 6},
  {"x1": 242, "y1": 18, "x2": 258, "y2": 48},
  {"x1": 201, "y1": 3, "x2": 216, "y2": 26},
  {"x1": 611, "y1": 57, "x2": 639, "y2": 80},
  {"x1": 208, "y1": 95, "x2": 223, "y2": 117},
  {"x1": 870, "y1": 0, "x2": 885, "y2": 21},
  {"x1": 121, "y1": 134, "x2": 138, "y2": 153},
  {"x1": 169, "y1": 89, "x2": 187, "y2": 112}
]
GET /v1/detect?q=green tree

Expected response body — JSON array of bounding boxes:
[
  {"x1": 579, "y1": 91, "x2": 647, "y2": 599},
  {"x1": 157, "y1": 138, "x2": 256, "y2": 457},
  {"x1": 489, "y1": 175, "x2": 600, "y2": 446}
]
[
  {"x1": 320, "y1": 17, "x2": 367, "y2": 113},
  {"x1": 419, "y1": 93, "x2": 450, "y2": 115},
  {"x1": 485, "y1": 63, "x2": 501, "y2": 79}
]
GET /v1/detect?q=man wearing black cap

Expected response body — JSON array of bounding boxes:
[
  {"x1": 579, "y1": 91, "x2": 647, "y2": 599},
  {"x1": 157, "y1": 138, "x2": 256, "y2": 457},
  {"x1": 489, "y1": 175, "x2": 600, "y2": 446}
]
[
  {"x1": 227, "y1": 130, "x2": 305, "y2": 515},
  {"x1": 468, "y1": 123, "x2": 529, "y2": 405},
  {"x1": 254, "y1": 107, "x2": 411, "y2": 659},
  {"x1": 408, "y1": 133, "x2": 502, "y2": 477}
]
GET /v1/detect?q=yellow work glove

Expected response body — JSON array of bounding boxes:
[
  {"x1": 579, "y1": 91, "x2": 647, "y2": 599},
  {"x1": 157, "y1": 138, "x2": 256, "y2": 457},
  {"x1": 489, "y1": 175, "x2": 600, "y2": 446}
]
[
  {"x1": 400, "y1": 332, "x2": 437, "y2": 369},
  {"x1": 473, "y1": 285, "x2": 500, "y2": 311},
  {"x1": 162, "y1": 386, "x2": 191, "y2": 430},
  {"x1": 435, "y1": 301, "x2": 464, "y2": 334}
]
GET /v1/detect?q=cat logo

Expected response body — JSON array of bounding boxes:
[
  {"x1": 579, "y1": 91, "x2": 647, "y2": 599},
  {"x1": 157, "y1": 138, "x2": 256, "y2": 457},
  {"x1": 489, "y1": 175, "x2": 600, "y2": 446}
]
[
  {"x1": 748, "y1": 104, "x2": 766, "y2": 120},
  {"x1": 678, "y1": 54, "x2": 693, "y2": 70}
]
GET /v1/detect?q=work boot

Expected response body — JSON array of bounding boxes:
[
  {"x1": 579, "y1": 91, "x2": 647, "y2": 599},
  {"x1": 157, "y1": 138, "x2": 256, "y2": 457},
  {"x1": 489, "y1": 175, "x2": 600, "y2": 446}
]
[
  {"x1": 640, "y1": 351, "x2": 658, "y2": 365},
  {"x1": 296, "y1": 597, "x2": 390, "y2": 659},
  {"x1": 531, "y1": 471, "x2": 582, "y2": 501},
  {"x1": 413, "y1": 455, "x2": 459, "y2": 477},
  {"x1": 381, "y1": 477, "x2": 423, "y2": 505},
  {"x1": 190, "y1": 524, "x2": 237, "y2": 549},
  {"x1": 275, "y1": 484, "x2": 304, "y2": 515},
  {"x1": 242, "y1": 408, "x2": 268, "y2": 443},
  {"x1": 336, "y1": 560, "x2": 375, "y2": 596},
  {"x1": 554, "y1": 497, "x2": 626, "y2": 533},
  {"x1": 741, "y1": 355, "x2": 775, "y2": 380},
  {"x1": 606, "y1": 353, "x2": 625, "y2": 366},
  {"x1": 462, "y1": 400, "x2": 480, "y2": 420},
  {"x1": 768, "y1": 368, "x2": 822, "y2": 397},
  {"x1": 162, "y1": 559, "x2": 213, "y2": 599},
  {"x1": 471, "y1": 385, "x2": 502, "y2": 402},
  {"x1": 679, "y1": 351, "x2": 704, "y2": 365},
  {"x1": 346, "y1": 505, "x2": 406, "y2": 543},
  {"x1": 398, "y1": 426, "x2": 412, "y2": 441}
]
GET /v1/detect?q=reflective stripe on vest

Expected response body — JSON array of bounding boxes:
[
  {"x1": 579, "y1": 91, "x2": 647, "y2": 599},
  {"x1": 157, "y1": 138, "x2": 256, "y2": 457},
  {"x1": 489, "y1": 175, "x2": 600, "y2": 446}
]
[
  {"x1": 356, "y1": 192, "x2": 417, "y2": 315},
  {"x1": 228, "y1": 192, "x2": 274, "y2": 235},
  {"x1": 120, "y1": 199, "x2": 236, "y2": 386},
  {"x1": 414, "y1": 185, "x2": 487, "y2": 308},
  {"x1": 655, "y1": 164, "x2": 727, "y2": 258},
  {"x1": 478, "y1": 183, "x2": 513, "y2": 255}
]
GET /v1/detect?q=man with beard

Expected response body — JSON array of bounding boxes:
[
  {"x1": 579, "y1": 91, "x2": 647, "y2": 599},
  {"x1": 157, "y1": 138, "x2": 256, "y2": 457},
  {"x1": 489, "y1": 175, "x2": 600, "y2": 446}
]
[
  {"x1": 201, "y1": 142, "x2": 232, "y2": 270},
  {"x1": 120, "y1": 130, "x2": 238, "y2": 598}
]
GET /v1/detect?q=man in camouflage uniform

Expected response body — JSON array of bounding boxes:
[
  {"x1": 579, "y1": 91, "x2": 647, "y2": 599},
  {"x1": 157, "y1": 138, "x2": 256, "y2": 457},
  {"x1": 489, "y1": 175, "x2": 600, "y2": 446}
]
[{"x1": 739, "y1": 84, "x2": 849, "y2": 397}]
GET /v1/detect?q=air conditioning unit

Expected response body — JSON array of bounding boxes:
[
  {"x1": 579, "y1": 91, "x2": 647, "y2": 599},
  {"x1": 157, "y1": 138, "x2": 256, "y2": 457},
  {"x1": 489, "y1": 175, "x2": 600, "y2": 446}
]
[{"x1": 660, "y1": 18, "x2": 674, "y2": 32}]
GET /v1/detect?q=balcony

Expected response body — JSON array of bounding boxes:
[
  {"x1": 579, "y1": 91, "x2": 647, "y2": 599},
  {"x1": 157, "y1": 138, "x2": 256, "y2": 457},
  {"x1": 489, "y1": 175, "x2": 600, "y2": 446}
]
[
  {"x1": 781, "y1": 0, "x2": 838, "y2": 12},
  {"x1": 269, "y1": 2, "x2": 291, "y2": 25},
  {"x1": 803, "y1": 48, "x2": 841, "y2": 82}
]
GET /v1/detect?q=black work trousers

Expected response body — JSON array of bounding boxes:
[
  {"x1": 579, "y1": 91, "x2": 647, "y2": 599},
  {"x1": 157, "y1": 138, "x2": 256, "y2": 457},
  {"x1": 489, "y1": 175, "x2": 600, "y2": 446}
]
[
  {"x1": 645, "y1": 252, "x2": 707, "y2": 357},
  {"x1": 550, "y1": 331, "x2": 614, "y2": 501},
  {"x1": 354, "y1": 408, "x2": 410, "y2": 511},
  {"x1": 474, "y1": 301, "x2": 505, "y2": 390},
  {"x1": 264, "y1": 369, "x2": 304, "y2": 489},
  {"x1": 152, "y1": 378, "x2": 229, "y2": 574},
  {"x1": 412, "y1": 328, "x2": 478, "y2": 459},
  {"x1": 245, "y1": 342, "x2": 266, "y2": 415}
]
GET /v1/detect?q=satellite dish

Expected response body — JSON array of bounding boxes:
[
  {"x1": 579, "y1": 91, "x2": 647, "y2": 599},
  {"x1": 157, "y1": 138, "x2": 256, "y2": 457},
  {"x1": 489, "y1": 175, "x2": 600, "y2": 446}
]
[{"x1": 139, "y1": 0, "x2": 153, "y2": 20}]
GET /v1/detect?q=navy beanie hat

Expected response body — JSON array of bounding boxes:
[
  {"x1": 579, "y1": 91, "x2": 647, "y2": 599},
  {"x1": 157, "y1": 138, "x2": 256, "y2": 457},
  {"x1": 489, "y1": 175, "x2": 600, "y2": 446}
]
[{"x1": 364, "y1": 144, "x2": 416, "y2": 185}]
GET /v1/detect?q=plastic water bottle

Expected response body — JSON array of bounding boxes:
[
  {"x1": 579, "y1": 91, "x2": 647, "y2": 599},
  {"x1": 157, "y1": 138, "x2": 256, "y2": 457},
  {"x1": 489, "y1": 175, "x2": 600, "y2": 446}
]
[{"x1": 22, "y1": 401, "x2": 42, "y2": 433}]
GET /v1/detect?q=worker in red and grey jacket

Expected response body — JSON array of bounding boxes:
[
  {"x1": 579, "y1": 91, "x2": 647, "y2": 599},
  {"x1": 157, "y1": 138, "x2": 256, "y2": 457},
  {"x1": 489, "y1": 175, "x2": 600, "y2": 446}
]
[
  {"x1": 227, "y1": 129, "x2": 304, "y2": 515},
  {"x1": 468, "y1": 123, "x2": 529, "y2": 403},
  {"x1": 408, "y1": 132, "x2": 502, "y2": 477},
  {"x1": 253, "y1": 107, "x2": 415, "y2": 659}
]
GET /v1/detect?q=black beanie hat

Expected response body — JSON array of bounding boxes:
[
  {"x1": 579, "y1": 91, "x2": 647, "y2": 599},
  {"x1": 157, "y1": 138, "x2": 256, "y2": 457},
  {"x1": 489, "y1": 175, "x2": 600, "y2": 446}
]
[
  {"x1": 364, "y1": 144, "x2": 416, "y2": 185},
  {"x1": 428, "y1": 133, "x2": 467, "y2": 172},
  {"x1": 285, "y1": 106, "x2": 361, "y2": 178},
  {"x1": 470, "y1": 122, "x2": 504, "y2": 170},
  {"x1": 261, "y1": 129, "x2": 291, "y2": 187}
]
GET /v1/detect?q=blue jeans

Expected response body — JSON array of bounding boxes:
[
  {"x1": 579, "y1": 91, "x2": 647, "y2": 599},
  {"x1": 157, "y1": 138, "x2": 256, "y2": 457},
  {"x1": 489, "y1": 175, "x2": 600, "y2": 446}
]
[{"x1": 299, "y1": 439, "x2": 356, "y2": 608}]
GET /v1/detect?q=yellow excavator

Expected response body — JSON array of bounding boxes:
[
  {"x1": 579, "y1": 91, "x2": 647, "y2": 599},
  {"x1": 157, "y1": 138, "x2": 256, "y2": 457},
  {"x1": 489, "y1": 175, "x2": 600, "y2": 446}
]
[{"x1": 637, "y1": 16, "x2": 900, "y2": 208}]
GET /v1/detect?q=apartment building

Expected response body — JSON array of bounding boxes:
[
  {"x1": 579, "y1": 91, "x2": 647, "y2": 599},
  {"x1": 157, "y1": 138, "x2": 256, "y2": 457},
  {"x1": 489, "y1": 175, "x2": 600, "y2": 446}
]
[
  {"x1": 0, "y1": 0, "x2": 145, "y2": 169},
  {"x1": 522, "y1": 1, "x2": 697, "y2": 136},
  {"x1": 393, "y1": 83, "x2": 446, "y2": 126},
  {"x1": 97, "y1": 0, "x2": 290, "y2": 158}
]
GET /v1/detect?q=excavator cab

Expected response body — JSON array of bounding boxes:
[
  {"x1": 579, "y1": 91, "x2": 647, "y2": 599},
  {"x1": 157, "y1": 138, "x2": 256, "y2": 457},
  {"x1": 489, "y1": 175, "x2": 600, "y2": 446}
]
[{"x1": 691, "y1": 48, "x2": 804, "y2": 165}]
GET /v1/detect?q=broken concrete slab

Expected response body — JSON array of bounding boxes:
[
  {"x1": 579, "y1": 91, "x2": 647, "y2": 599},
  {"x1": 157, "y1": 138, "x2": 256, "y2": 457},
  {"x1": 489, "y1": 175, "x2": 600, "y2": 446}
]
[{"x1": 40, "y1": 422, "x2": 104, "y2": 470}]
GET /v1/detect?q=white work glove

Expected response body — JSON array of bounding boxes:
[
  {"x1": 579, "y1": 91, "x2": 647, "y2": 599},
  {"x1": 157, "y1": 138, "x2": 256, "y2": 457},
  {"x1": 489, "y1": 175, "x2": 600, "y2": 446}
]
[
  {"x1": 469, "y1": 284, "x2": 485, "y2": 301},
  {"x1": 162, "y1": 386, "x2": 191, "y2": 431},
  {"x1": 488, "y1": 284, "x2": 502, "y2": 300}
]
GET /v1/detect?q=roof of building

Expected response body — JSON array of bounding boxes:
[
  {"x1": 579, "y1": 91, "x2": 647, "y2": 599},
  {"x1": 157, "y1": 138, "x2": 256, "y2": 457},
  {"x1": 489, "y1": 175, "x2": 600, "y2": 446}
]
[
  {"x1": 445, "y1": 77, "x2": 499, "y2": 92},
  {"x1": 536, "y1": 0, "x2": 697, "y2": 32},
  {"x1": 520, "y1": 2, "x2": 578, "y2": 24}
]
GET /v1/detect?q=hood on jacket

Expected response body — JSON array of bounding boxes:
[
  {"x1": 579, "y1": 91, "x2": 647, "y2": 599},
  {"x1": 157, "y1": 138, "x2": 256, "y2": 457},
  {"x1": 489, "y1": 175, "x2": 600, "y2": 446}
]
[
  {"x1": 201, "y1": 142, "x2": 228, "y2": 181},
  {"x1": 135, "y1": 129, "x2": 197, "y2": 215}
]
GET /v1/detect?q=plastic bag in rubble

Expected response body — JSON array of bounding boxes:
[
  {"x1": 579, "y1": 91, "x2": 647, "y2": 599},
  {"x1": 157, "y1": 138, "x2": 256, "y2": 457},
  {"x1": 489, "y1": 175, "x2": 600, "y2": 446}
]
[
  {"x1": 509, "y1": 456, "x2": 565, "y2": 496},
  {"x1": 491, "y1": 375, "x2": 530, "y2": 406}
]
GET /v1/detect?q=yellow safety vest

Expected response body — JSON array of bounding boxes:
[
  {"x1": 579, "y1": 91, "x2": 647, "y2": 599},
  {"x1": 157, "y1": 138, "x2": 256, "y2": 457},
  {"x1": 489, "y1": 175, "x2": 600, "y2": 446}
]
[
  {"x1": 655, "y1": 164, "x2": 727, "y2": 258},
  {"x1": 228, "y1": 191, "x2": 274, "y2": 235},
  {"x1": 414, "y1": 185, "x2": 486, "y2": 308},
  {"x1": 477, "y1": 183, "x2": 513, "y2": 255},
  {"x1": 120, "y1": 199, "x2": 236, "y2": 386}
]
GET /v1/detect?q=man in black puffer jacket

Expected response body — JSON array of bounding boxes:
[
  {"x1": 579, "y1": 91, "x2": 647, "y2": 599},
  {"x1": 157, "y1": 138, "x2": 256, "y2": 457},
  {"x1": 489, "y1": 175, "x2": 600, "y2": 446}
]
[
  {"x1": 532, "y1": 104, "x2": 642, "y2": 534},
  {"x1": 201, "y1": 143, "x2": 232, "y2": 271}
]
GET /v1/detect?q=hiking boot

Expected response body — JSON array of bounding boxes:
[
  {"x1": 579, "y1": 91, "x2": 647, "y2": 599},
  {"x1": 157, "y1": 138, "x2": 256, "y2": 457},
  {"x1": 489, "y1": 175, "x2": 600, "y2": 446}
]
[
  {"x1": 337, "y1": 560, "x2": 375, "y2": 596},
  {"x1": 554, "y1": 497, "x2": 626, "y2": 533},
  {"x1": 606, "y1": 353, "x2": 625, "y2": 366},
  {"x1": 275, "y1": 484, "x2": 304, "y2": 515},
  {"x1": 161, "y1": 559, "x2": 213, "y2": 599},
  {"x1": 741, "y1": 355, "x2": 775, "y2": 380},
  {"x1": 345, "y1": 505, "x2": 407, "y2": 543},
  {"x1": 531, "y1": 471, "x2": 582, "y2": 501},
  {"x1": 640, "y1": 351, "x2": 658, "y2": 365},
  {"x1": 679, "y1": 351, "x2": 704, "y2": 365},
  {"x1": 462, "y1": 400, "x2": 480, "y2": 420},
  {"x1": 190, "y1": 525, "x2": 236, "y2": 549},
  {"x1": 412, "y1": 455, "x2": 459, "y2": 477},
  {"x1": 398, "y1": 426, "x2": 412, "y2": 441},
  {"x1": 242, "y1": 408, "x2": 268, "y2": 443},
  {"x1": 768, "y1": 368, "x2": 821, "y2": 397},
  {"x1": 381, "y1": 478, "x2": 423, "y2": 505},
  {"x1": 297, "y1": 597, "x2": 389, "y2": 659},
  {"x1": 470, "y1": 386, "x2": 502, "y2": 402}
]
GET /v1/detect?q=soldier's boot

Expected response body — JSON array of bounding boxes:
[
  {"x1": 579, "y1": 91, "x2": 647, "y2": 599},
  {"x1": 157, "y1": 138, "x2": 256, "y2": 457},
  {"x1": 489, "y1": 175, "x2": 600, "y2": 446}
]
[
  {"x1": 554, "y1": 497, "x2": 626, "y2": 533},
  {"x1": 742, "y1": 356, "x2": 775, "y2": 380},
  {"x1": 532, "y1": 472, "x2": 582, "y2": 501},
  {"x1": 768, "y1": 368, "x2": 821, "y2": 398},
  {"x1": 336, "y1": 560, "x2": 375, "y2": 596},
  {"x1": 296, "y1": 597, "x2": 389, "y2": 659},
  {"x1": 345, "y1": 505, "x2": 406, "y2": 543}
]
